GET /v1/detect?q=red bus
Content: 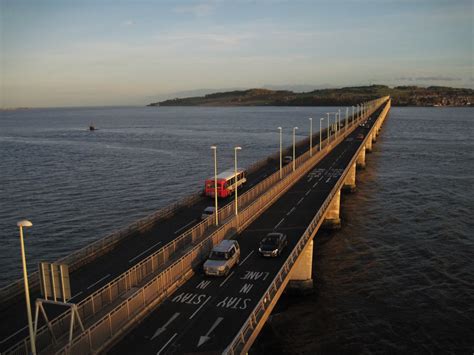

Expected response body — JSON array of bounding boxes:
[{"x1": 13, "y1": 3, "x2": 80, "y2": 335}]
[{"x1": 205, "y1": 168, "x2": 247, "y2": 198}]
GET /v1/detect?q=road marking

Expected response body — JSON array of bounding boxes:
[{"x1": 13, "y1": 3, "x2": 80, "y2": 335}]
[
  {"x1": 287, "y1": 207, "x2": 296, "y2": 216},
  {"x1": 305, "y1": 190, "x2": 311, "y2": 196},
  {"x1": 151, "y1": 313, "x2": 180, "y2": 340},
  {"x1": 198, "y1": 317, "x2": 224, "y2": 347},
  {"x1": 157, "y1": 332, "x2": 178, "y2": 355},
  {"x1": 296, "y1": 197, "x2": 304, "y2": 205},
  {"x1": 274, "y1": 218, "x2": 285, "y2": 229},
  {"x1": 128, "y1": 241, "x2": 162, "y2": 263},
  {"x1": 69, "y1": 291, "x2": 83, "y2": 301},
  {"x1": 239, "y1": 283, "x2": 254, "y2": 294},
  {"x1": 0, "y1": 326, "x2": 28, "y2": 345},
  {"x1": 219, "y1": 271, "x2": 235, "y2": 287},
  {"x1": 87, "y1": 274, "x2": 111, "y2": 290},
  {"x1": 196, "y1": 280, "x2": 211, "y2": 290},
  {"x1": 312, "y1": 181, "x2": 318, "y2": 188},
  {"x1": 189, "y1": 296, "x2": 212, "y2": 319},
  {"x1": 325, "y1": 177, "x2": 331, "y2": 183},
  {"x1": 174, "y1": 219, "x2": 197, "y2": 235},
  {"x1": 239, "y1": 250, "x2": 254, "y2": 266}
]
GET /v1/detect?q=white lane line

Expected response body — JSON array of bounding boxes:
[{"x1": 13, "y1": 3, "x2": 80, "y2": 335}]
[
  {"x1": 274, "y1": 218, "x2": 285, "y2": 230},
  {"x1": 129, "y1": 241, "x2": 162, "y2": 263},
  {"x1": 174, "y1": 219, "x2": 197, "y2": 235},
  {"x1": 239, "y1": 250, "x2": 254, "y2": 266},
  {"x1": 0, "y1": 326, "x2": 28, "y2": 344},
  {"x1": 325, "y1": 177, "x2": 331, "y2": 183},
  {"x1": 189, "y1": 296, "x2": 212, "y2": 319},
  {"x1": 305, "y1": 190, "x2": 311, "y2": 196},
  {"x1": 312, "y1": 181, "x2": 319, "y2": 188},
  {"x1": 87, "y1": 274, "x2": 111, "y2": 290},
  {"x1": 287, "y1": 207, "x2": 296, "y2": 216},
  {"x1": 296, "y1": 197, "x2": 304, "y2": 205},
  {"x1": 69, "y1": 291, "x2": 83, "y2": 301},
  {"x1": 219, "y1": 271, "x2": 235, "y2": 287},
  {"x1": 157, "y1": 332, "x2": 178, "y2": 355}
]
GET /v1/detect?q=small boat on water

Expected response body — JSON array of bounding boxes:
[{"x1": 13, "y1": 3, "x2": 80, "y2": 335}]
[{"x1": 89, "y1": 123, "x2": 96, "y2": 131}]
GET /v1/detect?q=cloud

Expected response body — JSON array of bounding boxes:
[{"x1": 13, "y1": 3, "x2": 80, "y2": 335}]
[
  {"x1": 397, "y1": 76, "x2": 461, "y2": 82},
  {"x1": 173, "y1": 2, "x2": 216, "y2": 17}
]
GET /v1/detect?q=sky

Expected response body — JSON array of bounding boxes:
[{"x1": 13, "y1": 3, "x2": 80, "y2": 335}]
[{"x1": 0, "y1": 0, "x2": 472, "y2": 107}]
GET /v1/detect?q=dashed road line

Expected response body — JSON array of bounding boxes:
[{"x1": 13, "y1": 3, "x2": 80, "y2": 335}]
[
  {"x1": 157, "y1": 332, "x2": 178, "y2": 355},
  {"x1": 189, "y1": 296, "x2": 212, "y2": 320},
  {"x1": 129, "y1": 241, "x2": 162, "y2": 263},
  {"x1": 296, "y1": 197, "x2": 304, "y2": 205},
  {"x1": 219, "y1": 271, "x2": 235, "y2": 287},
  {"x1": 0, "y1": 326, "x2": 28, "y2": 345},
  {"x1": 87, "y1": 274, "x2": 111, "y2": 290},
  {"x1": 287, "y1": 207, "x2": 296, "y2": 216},
  {"x1": 274, "y1": 218, "x2": 285, "y2": 230},
  {"x1": 240, "y1": 250, "x2": 254, "y2": 266},
  {"x1": 69, "y1": 291, "x2": 83, "y2": 301},
  {"x1": 174, "y1": 219, "x2": 197, "y2": 235}
]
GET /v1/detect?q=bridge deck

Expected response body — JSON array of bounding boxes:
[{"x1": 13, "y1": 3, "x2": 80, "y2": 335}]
[
  {"x1": 0, "y1": 120, "x2": 328, "y2": 352},
  {"x1": 107, "y1": 106, "x2": 384, "y2": 354}
]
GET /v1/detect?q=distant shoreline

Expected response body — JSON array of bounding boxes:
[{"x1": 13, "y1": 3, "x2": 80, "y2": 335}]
[{"x1": 148, "y1": 85, "x2": 473, "y2": 108}]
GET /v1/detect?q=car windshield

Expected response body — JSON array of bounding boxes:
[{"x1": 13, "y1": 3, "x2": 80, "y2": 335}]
[
  {"x1": 262, "y1": 237, "x2": 278, "y2": 246},
  {"x1": 209, "y1": 251, "x2": 228, "y2": 260}
]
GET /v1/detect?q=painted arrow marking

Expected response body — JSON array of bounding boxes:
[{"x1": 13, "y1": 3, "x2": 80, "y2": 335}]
[
  {"x1": 197, "y1": 317, "x2": 224, "y2": 347},
  {"x1": 151, "y1": 313, "x2": 180, "y2": 340}
]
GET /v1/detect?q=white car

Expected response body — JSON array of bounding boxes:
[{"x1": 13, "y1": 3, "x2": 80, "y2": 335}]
[{"x1": 203, "y1": 240, "x2": 240, "y2": 276}]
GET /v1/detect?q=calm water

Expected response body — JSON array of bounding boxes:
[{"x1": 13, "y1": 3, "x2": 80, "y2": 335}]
[{"x1": 1, "y1": 106, "x2": 472, "y2": 353}]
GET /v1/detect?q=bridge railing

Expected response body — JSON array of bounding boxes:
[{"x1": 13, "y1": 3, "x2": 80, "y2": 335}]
[
  {"x1": 3, "y1": 97, "x2": 389, "y2": 355},
  {"x1": 51, "y1": 97, "x2": 388, "y2": 354},
  {"x1": 224, "y1": 98, "x2": 391, "y2": 355}
]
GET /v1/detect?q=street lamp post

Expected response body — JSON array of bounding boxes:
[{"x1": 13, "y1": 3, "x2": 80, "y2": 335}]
[
  {"x1": 17, "y1": 219, "x2": 36, "y2": 355},
  {"x1": 320, "y1": 117, "x2": 324, "y2": 151},
  {"x1": 326, "y1": 113, "x2": 330, "y2": 142},
  {"x1": 210, "y1": 146, "x2": 218, "y2": 226},
  {"x1": 278, "y1": 127, "x2": 282, "y2": 179},
  {"x1": 352, "y1": 106, "x2": 354, "y2": 125},
  {"x1": 338, "y1": 109, "x2": 341, "y2": 132},
  {"x1": 345, "y1": 107, "x2": 349, "y2": 132},
  {"x1": 309, "y1": 117, "x2": 313, "y2": 156},
  {"x1": 234, "y1": 146, "x2": 242, "y2": 216},
  {"x1": 292, "y1": 127, "x2": 298, "y2": 171}
]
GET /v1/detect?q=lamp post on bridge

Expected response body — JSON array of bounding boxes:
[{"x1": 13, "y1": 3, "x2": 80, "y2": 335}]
[
  {"x1": 17, "y1": 219, "x2": 36, "y2": 355},
  {"x1": 278, "y1": 127, "x2": 282, "y2": 179},
  {"x1": 292, "y1": 126, "x2": 298, "y2": 172},
  {"x1": 352, "y1": 106, "x2": 354, "y2": 125},
  {"x1": 320, "y1": 117, "x2": 324, "y2": 151},
  {"x1": 345, "y1": 107, "x2": 349, "y2": 132},
  {"x1": 234, "y1": 146, "x2": 242, "y2": 217},
  {"x1": 210, "y1": 146, "x2": 218, "y2": 226},
  {"x1": 308, "y1": 117, "x2": 313, "y2": 156},
  {"x1": 338, "y1": 109, "x2": 341, "y2": 132},
  {"x1": 326, "y1": 113, "x2": 331, "y2": 142}
]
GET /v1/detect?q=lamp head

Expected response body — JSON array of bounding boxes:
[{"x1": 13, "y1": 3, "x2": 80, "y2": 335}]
[
  {"x1": 235, "y1": 146, "x2": 242, "y2": 150},
  {"x1": 17, "y1": 220, "x2": 33, "y2": 228},
  {"x1": 210, "y1": 146, "x2": 217, "y2": 150},
  {"x1": 278, "y1": 126, "x2": 282, "y2": 130},
  {"x1": 294, "y1": 127, "x2": 298, "y2": 130},
  {"x1": 308, "y1": 117, "x2": 312, "y2": 121}
]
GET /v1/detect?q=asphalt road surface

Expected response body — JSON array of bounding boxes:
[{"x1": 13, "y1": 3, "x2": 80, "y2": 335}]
[{"x1": 107, "y1": 106, "x2": 384, "y2": 354}]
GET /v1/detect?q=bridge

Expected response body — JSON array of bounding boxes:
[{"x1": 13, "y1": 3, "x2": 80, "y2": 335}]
[{"x1": 0, "y1": 97, "x2": 390, "y2": 354}]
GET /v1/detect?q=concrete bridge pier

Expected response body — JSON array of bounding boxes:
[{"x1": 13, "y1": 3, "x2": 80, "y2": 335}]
[
  {"x1": 287, "y1": 240, "x2": 314, "y2": 294},
  {"x1": 322, "y1": 189, "x2": 341, "y2": 229},
  {"x1": 356, "y1": 147, "x2": 366, "y2": 169},
  {"x1": 365, "y1": 134, "x2": 373, "y2": 152},
  {"x1": 342, "y1": 163, "x2": 357, "y2": 192}
]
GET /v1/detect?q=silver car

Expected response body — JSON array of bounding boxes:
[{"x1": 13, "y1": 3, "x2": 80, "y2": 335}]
[
  {"x1": 201, "y1": 206, "x2": 215, "y2": 220},
  {"x1": 203, "y1": 240, "x2": 240, "y2": 276}
]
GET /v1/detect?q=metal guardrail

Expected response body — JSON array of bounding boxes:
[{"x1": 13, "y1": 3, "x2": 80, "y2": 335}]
[
  {"x1": 224, "y1": 98, "x2": 391, "y2": 354},
  {"x1": 3, "y1": 97, "x2": 388, "y2": 355},
  {"x1": 51, "y1": 97, "x2": 388, "y2": 355}
]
